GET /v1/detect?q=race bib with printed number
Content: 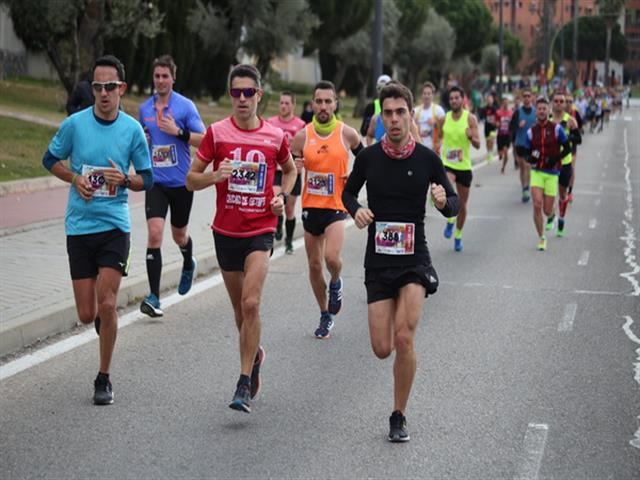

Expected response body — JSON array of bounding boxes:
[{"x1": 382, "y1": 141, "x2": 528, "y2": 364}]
[
  {"x1": 152, "y1": 145, "x2": 178, "y2": 168},
  {"x1": 82, "y1": 164, "x2": 117, "y2": 198},
  {"x1": 445, "y1": 148, "x2": 463, "y2": 163},
  {"x1": 374, "y1": 222, "x2": 415, "y2": 255},
  {"x1": 306, "y1": 171, "x2": 334, "y2": 196},
  {"x1": 228, "y1": 160, "x2": 266, "y2": 194}
]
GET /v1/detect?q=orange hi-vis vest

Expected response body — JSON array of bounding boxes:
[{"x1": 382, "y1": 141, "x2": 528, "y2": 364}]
[{"x1": 302, "y1": 121, "x2": 350, "y2": 211}]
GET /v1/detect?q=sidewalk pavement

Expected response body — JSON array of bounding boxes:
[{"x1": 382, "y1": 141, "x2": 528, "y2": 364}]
[{"x1": 0, "y1": 130, "x2": 490, "y2": 358}]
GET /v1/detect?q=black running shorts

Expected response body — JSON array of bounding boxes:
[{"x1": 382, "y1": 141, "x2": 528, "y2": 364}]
[
  {"x1": 67, "y1": 229, "x2": 131, "y2": 280},
  {"x1": 497, "y1": 134, "x2": 511, "y2": 151},
  {"x1": 559, "y1": 163, "x2": 573, "y2": 188},
  {"x1": 145, "y1": 184, "x2": 194, "y2": 228},
  {"x1": 213, "y1": 231, "x2": 274, "y2": 272},
  {"x1": 445, "y1": 167, "x2": 473, "y2": 189},
  {"x1": 515, "y1": 146, "x2": 528, "y2": 158},
  {"x1": 301, "y1": 208, "x2": 348, "y2": 236},
  {"x1": 365, "y1": 264, "x2": 439, "y2": 304}
]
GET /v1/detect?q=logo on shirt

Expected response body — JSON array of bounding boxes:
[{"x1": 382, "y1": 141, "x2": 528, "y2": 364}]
[{"x1": 317, "y1": 144, "x2": 329, "y2": 155}]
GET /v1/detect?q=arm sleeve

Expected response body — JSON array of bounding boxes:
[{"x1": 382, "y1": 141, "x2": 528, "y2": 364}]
[
  {"x1": 136, "y1": 168, "x2": 154, "y2": 191},
  {"x1": 42, "y1": 149, "x2": 62, "y2": 171},
  {"x1": 431, "y1": 153, "x2": 459, "y2": 218},
  {"x1": 509, "y1": 110, "x2": 519, "y2": 133},
  {"x1": 195, "y1": 126, "x2": 215, "y2": 164},
  {"x1": 342, "y1": 151, "x2": 367, "y2": 217}
]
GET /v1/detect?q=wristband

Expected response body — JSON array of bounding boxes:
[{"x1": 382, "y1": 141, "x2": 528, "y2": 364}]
[
  {"x1": 177, "y1": 128, "x2": 191, "y2": 142},
  {"x1": 71, "y1": 173, "x2": 78, "y2": 185}
]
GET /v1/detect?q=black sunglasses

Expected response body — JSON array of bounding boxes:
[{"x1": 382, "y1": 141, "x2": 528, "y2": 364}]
[
  {"x1": 92, "y1": 81, "x2": 124, "y2": 92},
  {"x1": 229, "y1": 87, "x2": 258, "y2": 98}
]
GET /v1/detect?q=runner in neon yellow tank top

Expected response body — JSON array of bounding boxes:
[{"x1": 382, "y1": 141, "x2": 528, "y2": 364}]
[
  {"x1": 548, "y1": 92, "x2": 579, "y2": 237},
  {"x1": 438, "y1": 86, "x2": 480, "y2": 252}
]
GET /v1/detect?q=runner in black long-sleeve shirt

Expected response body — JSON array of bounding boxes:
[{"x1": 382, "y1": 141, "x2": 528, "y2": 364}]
[{"x1": 342, "y1": 82, "x2": 459, "y2": 443}]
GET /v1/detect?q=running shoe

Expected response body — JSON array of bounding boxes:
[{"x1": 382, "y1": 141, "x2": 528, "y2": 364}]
[
  {"x1": 557, "y1": 218, "x2": 565, "y2": 237},
  {"x1": 140, "y1": 293, "x2": 163, "y2": 317},
  {"x1": 178, "y1": 256, "x2": 197, "y2": 295},
  {"x1": 250, "y1": 346, "x2": 265, "y2": 399},
  {"x1": 454, "y1": 238, "x2": 463, "y2": 252},
  {"x1": 545, "y1": 215, "x2": 555, "y2": 231},
  {"x1": 388, "y1": 410, "x2": 410, "y2": 442},
  {"x1": 229, "y1": 383, "x2": 251, "y2": 413},
  {"x1": 93, "y1": 375, "x2": 114, "y2": 405},
  {"x1": 537, "y1": 236, "x2": 547, "y2": 251},
  {"x1": 328, "y1": 277, "x2": 343, "y2": 315},
  {"x1": 314, "y1": 312, "x2": 334, "y2": 339},
  {"x1": 444, "y1": 222, "x2": 454, "y2": 239},
  {"x1": 285, "y1": 242, "x2": 294, "y2": 255},
  {"x1": 522, "y1": 187, "x2": 530, "y2": 203}
]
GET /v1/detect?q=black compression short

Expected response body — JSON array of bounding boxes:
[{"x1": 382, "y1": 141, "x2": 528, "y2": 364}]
[
  {"x1": 559, "y1": 163, "x2": 573, "y2": 188},
  {"x1": 365, "y1": 263, "x2": 439, "y2": 304},
  {"x1": 273, "y1": 171, "x2": 302, "y2": 196},
  {"x1": 301, "y1": 208, "x2": 348, "y2": 236},
  {"x1": 213, "y1": 231, "x2": 274, "y2": 272},
  {"x1": 145, "y1": 184, "x2": 194, "y2": 228},
  {"x1": 445, "y1": 167, "x2": 473, "y2": 188},
  {"x1": 67, "y1": 229, "x2": 130, "y2": 280}
]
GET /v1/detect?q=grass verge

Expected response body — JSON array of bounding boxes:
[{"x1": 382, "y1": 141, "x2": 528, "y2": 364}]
[{"x1": 0, "y1": 117, "x2": 57, "y2": 181}]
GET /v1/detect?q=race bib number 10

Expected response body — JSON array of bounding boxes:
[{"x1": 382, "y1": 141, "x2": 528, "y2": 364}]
[
  {"x1": 82, "y1": 164, "x2": 117, "y2": 197},
  {"x1": 374, "y1": 222, "x2": 415, "y2": 255}
]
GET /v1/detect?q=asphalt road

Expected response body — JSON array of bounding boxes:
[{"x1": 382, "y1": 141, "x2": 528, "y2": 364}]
[{"x1": 1, "y1": 109, "x2": 638, "y2": 479}]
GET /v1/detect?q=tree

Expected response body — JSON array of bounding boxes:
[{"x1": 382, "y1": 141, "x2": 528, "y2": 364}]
[
  {"x1": 597, "y1": 0, "x2": 626, "y2": 86},
  {"x1": 490, "y1": 27, "x2": 523, "y2": 70},
  {"x1": 430, "y1": 0, "x2": 493, "y2": 60},
  {"x1": 481, "y1": 45, "x2": 499, "y2": 86},
  {"x1": 394, "y1": 8, "x2": 455, "y2": 92},
  {"x1": 2, "y1": 0, "x2": 163, "y2": 94}
]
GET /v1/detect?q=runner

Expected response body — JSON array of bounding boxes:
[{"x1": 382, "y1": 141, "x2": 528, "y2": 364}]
[
  {"x1": 564, "y1": 94, "x2": 583, "y2": 203},
  {"x1": 480, "y1": 93, "x2": 499, "y2": 163},
  {"x1": 41, "y1": 55, "x2": 153, "y2": 405},
  {"x1": 342, "y1": 81, "x2": 459, "y2": 442},
  {"x1": 510, "y1": 89, "x2": 536, "y2": 202},
  {"x1": 267, "y1": 91, "x2": 306, "y2": 253},
  {"x1": 547, "y1": 92, "x2": 580, "y2": 236},
  {"x1": 495, "y1": 96, "x2": 513, "y2": 174},
  {"x1": 365, "y1": 75, "x2": 392, "y2": 145},
  {"x1": 186, "y1": 64, "x2": 296, "y2": 413},
  {"x1": 414, "y1": 81, "x2": 445, "y2": 152},
  {"x1": 138, "y1": 55, "x2": 205, "y2": 317},
  {"x1": 439, "y1": 86, "x2": 480, "y2": 252},
  {"x1": 525, "y1": 96, "x2": 571, "y2": 251},
  {"x1": 290, "y1": 80, "x2": 362, "y2": 339}
]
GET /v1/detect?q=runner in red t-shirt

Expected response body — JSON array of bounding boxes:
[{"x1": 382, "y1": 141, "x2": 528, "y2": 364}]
[
  {"x1": 267, "y1": 91, "x2": 306, "y2": 253},
  {"x1": 495, "y1": 97, "x2": 513, "y2": 174},
  {"x1": 187, "y1": 64, "x2": 296, "y2": 414}
]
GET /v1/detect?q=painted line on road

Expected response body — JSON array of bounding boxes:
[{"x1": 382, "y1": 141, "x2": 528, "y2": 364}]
[
  {"x1": 589, "y1": 218, "x2": 597, "y2": 229},
  {"x1": 515, "y1": 423, "x2": 549, "y2": 480},
  {"x1": 558, "y1": 303, "x2": 578, "y2": 332},
  {"x1": 438, "y1": 280, "x2": 629, "y2": 297},
  {"x1": 620, "y1": 128, "x2": 640, "y2": 296},
  {"x1": 624, "y1": 116, "x2": 633, "y2": 122},
  {"x1": 622, "y1": 315, "x2": 640, "y2": 449},
  {"x1": 594, "y1": 198, "x2": 601, "y2": 206},
  {"x1": 578, "y1": 250, "x2": 590, "y2": 266}
]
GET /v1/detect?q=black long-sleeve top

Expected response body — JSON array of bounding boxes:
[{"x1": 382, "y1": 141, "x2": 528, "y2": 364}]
[{"x1": 342, "y1": 142, "x2": 459, "y2": 269}]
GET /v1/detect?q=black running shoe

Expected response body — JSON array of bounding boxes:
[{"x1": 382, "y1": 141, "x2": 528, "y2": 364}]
[
  {"x1": 229, "y1": 383, "x2": 251, "y2": 413},
  {"x1": 93, "y1": 375, "x2": 114, "y2": 405},
  {"x1": 250, "y1": 346, "x2": 265, "y2": 399},
  {"x1": 388, "y1": 410, "x2": 410, "y2": 442}
]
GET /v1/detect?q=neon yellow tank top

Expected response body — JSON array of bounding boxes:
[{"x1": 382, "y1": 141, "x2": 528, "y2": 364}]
[
  {"x1": 442, "y1": 110, "x2": 471, "y2": 171},
  {"x1": 561, "y1": 112, "x2": 572, "y2": 166}
]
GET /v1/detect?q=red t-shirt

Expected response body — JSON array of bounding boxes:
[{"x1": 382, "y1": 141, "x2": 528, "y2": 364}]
[
  {"x1": 267, "y1": 115, "x2": 305, "y2": 172},
  {"x1": 196, "y1": 116, "x2": 290, "y2": 237},
  {"x1": 496, "y1": 108, "x2": 513, "y2": 136}
]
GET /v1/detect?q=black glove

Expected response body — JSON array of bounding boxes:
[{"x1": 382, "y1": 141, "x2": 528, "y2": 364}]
[
  {"x1": 544, "y1": 154, "x2": 561, "y2": 169},
  {"x1": 527, "y1": 149, "x2": 540, "y2": 165}
]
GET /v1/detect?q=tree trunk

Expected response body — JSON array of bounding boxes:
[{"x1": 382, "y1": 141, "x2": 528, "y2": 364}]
[
  {"x1": 46, "y1": 42, "x2": 74, "y2": 94},
  {"x1": 333, "y1": 62, "x2": 348, "y2": 91},
  {"x1": 604, "y1": 24, "x2": 612, "y2": 87}
]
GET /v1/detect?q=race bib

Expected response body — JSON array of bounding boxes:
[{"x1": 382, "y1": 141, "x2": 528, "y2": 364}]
[
  {"x1": 374, "y1": 222, "x2": 415, "y2": 255},
  {"x1": 152, "y1": 145, "x2": 178, "y2": 168},
  {"x1": 499, "y1": 118, "x2": 510, "y2": 134},
  {"x1": 487, "y1": 114, "x2": 496, "y2": 124},
  {"x1": 445, "y1": 148, "x2": 463, "y2": 163},
  {"x1": 306, "y1": 171, "x2": 334, "y2": 196},
  {"x1": 228, "y1": 160, "x2": 266, "y2": 194},
  {"x1": 82, "y1": 164, "x2": 117, "y2": 198}
]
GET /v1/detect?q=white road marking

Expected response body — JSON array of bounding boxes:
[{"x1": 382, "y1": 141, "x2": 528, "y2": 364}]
[
  {"x1": 620, "y1": 129, "x2": 640, "y2": 296},
  {"x1": 558, "y1": 303, "x2": 578, "y2": 332},
  {"x1": 594, "y1": 197, "x2": 601, "y2": 206},
  {"x1": 589, "y1": 218, "x2": 597, "y2": 229},
  {"x1": 599, "y1": 184, "x2": 604, "y2": 192},
  {"x1": 622, "y1": 316, "x2": 640, "y2": 449},
  {"x1": 514, "y1": 423, "x2": 549, "y2": 480},
  {"x1": 578, "y1": 251, "x2": 590, "y2": 266},
  {"x1": 624, "y1": 116, "x2": 633, "y2": 122}
]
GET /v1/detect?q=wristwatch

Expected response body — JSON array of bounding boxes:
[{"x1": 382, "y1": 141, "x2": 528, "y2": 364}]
[
  {"x1": 277, "y1": 192, "x2": 289, "y2": 205},
  {"x1": 122, "y1": 173, "x2": 131, "y2": 189}
]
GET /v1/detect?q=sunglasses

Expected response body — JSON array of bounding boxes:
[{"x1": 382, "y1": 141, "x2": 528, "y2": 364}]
[
  {"x1": 91, "y1": 81, "x2": 124, "y2": 92},
  {"x1": 229, "y1": 88, "x2": 258, "y2": 98},
  {"x1": 554, "y1": 99, "x2": 565, "y2": 103}
]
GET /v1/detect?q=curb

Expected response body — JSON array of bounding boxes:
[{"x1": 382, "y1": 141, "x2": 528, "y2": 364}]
[{"x1": 0, "y1": 176, "x2": 66, "y2": 197}]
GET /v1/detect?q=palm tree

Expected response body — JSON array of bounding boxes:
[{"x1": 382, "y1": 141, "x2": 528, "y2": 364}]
[{"x1": 597, "y1": 0, "x2": 626, "y2": 86}]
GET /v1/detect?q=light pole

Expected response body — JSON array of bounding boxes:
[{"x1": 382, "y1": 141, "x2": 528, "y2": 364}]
[
  {"x1": 572, "y1": 0, "x2": 579, "y2": 88},
  {"x1": 498, "y1": 0, "x2": 504, "y2": 97}
]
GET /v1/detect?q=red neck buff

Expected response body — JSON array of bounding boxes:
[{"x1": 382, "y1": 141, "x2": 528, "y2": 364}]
[{"x1": 380, "y1": 134, "x2": 416, "y2": 160}]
